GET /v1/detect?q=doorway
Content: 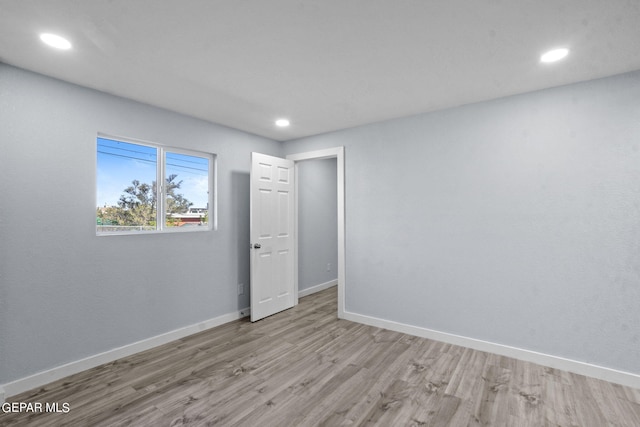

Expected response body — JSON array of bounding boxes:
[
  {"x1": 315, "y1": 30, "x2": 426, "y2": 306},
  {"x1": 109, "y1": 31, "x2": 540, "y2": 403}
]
[{"x1": 287, "y1": 147, "x2": 345, "y2": 318}]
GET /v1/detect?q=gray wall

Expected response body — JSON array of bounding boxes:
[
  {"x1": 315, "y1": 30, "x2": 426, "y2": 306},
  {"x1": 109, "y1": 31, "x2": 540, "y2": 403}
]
[
  {"x1": 3, "y1": 60, "x2": 639, "y2": 385},
  {"x1": 283, "y1": 71, "x2": 640, "y2": 375},
  {"x1": 297, "y1": 159, "x2": 338, "y2": 291},
  {"x1": 0, "y1": 63, "x2": 281, "y2": 384}
]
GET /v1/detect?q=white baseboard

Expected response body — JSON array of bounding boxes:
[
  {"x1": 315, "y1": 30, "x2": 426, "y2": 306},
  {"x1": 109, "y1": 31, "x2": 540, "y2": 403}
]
[
  {"x1": 299, "y1": 279, "x2": 337, "y2": 298},
  {"x1": 1, "y1": 307, "x2": 250, "y2": 401},
  {"x1": 343, "y1": 311, "x2": 640, "y2": 390},
  {"x1": 4, "y1": 301, "x2": 636, "y2": 404}
]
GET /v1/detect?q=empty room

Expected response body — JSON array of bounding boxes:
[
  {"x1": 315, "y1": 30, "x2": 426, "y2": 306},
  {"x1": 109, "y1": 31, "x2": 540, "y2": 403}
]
[{"x1": 1, "y1": 1, "x2": 639, "y2": 425}]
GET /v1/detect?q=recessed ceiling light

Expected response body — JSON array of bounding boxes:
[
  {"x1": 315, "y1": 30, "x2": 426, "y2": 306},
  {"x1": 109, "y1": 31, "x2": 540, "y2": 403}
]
[
  {"x1": 275, "y1": 119, "x2": 290, "y2": 127},
  {"x1": 540, "y1": 48, "x2": 569, "y2": 63},
  {"x1": 40, "y1": 33, "x2": 72, "y2": 50}
]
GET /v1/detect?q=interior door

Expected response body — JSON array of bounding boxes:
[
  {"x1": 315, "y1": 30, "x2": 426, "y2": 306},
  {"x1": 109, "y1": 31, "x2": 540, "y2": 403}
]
[{"x1": 250, "y1": 152, "x2": 296, "y2": 321}]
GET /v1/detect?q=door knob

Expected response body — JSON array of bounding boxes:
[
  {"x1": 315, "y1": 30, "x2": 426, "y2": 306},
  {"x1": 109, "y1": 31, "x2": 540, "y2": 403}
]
[{"x1": 253, "y1": 243, "x2": 261, "y2": 249}]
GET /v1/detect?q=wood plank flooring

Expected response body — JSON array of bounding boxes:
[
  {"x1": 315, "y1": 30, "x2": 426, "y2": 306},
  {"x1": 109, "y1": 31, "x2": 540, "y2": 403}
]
[{"x1": 2, "y1": 286, "x2": 639, "y2": 426}]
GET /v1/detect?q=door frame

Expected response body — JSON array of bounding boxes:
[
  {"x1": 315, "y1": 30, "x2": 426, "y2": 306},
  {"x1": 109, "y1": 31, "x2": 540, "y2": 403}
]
[{"x1": 286, "y1": 147, "x2": 345, "y2": 318}]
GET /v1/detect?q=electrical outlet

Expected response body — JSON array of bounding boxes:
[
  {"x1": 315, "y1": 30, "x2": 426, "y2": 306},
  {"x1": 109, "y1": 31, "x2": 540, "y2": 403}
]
[
  {"x1": 238, "y1": 283, "x2": 244, "y2": 295},
  {"x1": 327, "y1": 263, "x2": 331, "y2": 272}
]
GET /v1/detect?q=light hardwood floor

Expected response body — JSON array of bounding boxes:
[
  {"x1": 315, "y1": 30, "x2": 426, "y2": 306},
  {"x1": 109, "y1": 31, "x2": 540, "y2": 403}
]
[{"x1": 2, "y1": 286, "x2": 640, "y2": 426}]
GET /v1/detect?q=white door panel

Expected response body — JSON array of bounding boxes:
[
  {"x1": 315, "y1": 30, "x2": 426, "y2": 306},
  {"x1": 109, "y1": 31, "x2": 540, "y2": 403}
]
[{"x1": 250, "y1": 153, "x2": 296, "y2": 321}]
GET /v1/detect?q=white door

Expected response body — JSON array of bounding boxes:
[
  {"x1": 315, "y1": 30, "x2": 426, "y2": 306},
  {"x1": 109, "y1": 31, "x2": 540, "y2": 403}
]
[{"x1": 250, "y1": 152, "x2": 296, "y2": 321}]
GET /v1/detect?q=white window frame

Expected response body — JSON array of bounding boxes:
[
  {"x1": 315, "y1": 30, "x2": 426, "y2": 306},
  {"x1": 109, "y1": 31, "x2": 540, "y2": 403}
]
[{"x1": 96, "y1": 133, "x2": 217, "y2": 235}]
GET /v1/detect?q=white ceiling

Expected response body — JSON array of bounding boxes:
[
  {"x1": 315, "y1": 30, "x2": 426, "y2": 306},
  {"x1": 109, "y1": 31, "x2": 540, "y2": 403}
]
[{"x1": 1, "y1": 0, "x2": 639, "y2": 141}]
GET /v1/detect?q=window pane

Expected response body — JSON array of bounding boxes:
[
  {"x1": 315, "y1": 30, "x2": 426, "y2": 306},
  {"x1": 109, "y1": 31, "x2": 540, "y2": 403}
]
[
  {"x1": 96, "y1": 137, "x2": 158, "y2": 233},
  {"x1": 165, "y1": 151, "x2": 210, "y2": 228}
]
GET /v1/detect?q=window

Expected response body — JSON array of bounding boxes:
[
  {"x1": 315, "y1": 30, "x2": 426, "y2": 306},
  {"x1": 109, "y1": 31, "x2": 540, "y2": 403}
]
[{"x1": 96, "y1": 135, "x2": 215, "y2": 234}]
